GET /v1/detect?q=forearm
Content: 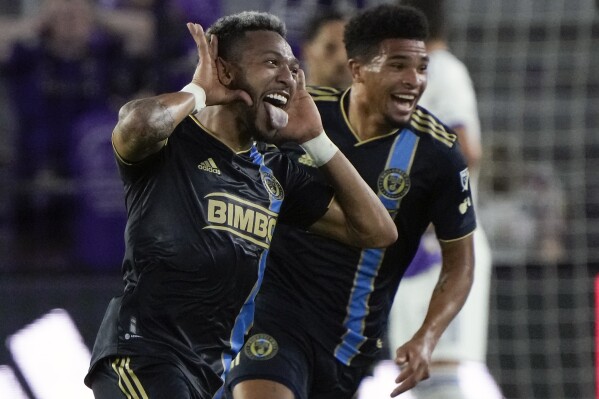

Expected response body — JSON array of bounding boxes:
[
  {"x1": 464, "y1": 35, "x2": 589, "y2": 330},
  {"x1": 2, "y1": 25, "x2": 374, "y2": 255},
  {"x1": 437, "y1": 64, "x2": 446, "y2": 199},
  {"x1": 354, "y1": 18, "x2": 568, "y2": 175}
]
[
  {"x1": 113, "y1": 92, "x2": 196, "y2": 162},
  {"x1": 413, "y1": 238, "x2": 474, "y2": 344}
]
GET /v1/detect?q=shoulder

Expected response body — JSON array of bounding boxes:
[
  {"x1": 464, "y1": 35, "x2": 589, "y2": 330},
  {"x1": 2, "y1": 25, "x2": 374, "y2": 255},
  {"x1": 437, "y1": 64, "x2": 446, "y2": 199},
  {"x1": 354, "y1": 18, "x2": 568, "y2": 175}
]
[
  {"x1": 410, "y1": 106, "x2": 459, "y2": 149},
  {"x1": 307, "y1": 85, "x2": 344, "y2": 103}
]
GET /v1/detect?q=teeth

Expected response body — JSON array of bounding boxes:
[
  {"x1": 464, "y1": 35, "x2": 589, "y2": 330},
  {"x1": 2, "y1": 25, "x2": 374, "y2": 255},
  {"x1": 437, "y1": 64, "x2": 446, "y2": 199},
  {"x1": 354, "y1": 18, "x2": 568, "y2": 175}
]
[
  {"x1": 266, "y1": 93, "x2": 288, "y2": 105},
  {"x1": 393, "y1": 94, "x2": 415, "y2": 101}
]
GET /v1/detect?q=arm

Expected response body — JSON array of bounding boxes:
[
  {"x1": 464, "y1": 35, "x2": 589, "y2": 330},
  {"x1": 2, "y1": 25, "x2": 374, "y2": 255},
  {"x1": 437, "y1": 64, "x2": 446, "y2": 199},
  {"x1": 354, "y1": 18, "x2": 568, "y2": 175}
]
[
  {"x1": 390, "y1": 234, "x2": 475, "y2": 397},
  {"x1": 308, "y1": 153, "x2": 398, "y2": 248},
  {"x1": 113, "y1": 23, "x2": 251, "y2": 163},
  {"x1": 277, "y1": 71, "x2": 396, "y2": 249},
  {"x1": 453, "y1": 125, "x2": 482, "y2": 170}
]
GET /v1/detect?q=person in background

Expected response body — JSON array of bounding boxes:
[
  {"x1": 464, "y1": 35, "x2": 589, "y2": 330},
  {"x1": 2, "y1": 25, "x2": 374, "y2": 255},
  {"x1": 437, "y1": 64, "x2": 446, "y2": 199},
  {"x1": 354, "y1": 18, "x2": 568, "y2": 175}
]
[
  {"x1": 386, "y1": 0, "x2": 504, "y2": 398},
  {"x1": 0, "y1": 0, "x2": 143, "y2": 270},
  {"x1": 300, "y1": 9, "x2": 352, "y2": 89},
  {"x1": 84, "y1": 11, "x2": 396, "y2": 399},
  {"x1": 225, "y1": 5, "x2": 477, "y2": 399}
]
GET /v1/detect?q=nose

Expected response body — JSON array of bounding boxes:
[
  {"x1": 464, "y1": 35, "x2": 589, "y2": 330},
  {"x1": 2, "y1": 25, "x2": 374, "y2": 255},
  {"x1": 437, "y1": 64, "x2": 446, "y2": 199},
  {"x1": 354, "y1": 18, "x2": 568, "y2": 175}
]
[
  {"x1": 277, "y1": 64, "x2": 295, "y2": 85},
  {"x1": 401, "y1": 68, "x2": 422, "y2": 88}
]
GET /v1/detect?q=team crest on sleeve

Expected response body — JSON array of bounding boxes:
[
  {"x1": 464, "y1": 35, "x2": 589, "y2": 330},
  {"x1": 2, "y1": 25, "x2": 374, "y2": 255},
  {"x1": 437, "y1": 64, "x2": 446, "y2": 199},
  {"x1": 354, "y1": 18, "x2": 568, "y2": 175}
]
[
  {"x1": 244, "y1": 333, "x2": 279, "y2": 360},
  {"x1": 460, "y1": 168, "x2": 470, "y2": 192},
  {"x1": 261, "y1": 172, "x2": 284, "y2": 200},
  {"x1": 377, "y1": 168, "x2": 410, "y2": 200}
]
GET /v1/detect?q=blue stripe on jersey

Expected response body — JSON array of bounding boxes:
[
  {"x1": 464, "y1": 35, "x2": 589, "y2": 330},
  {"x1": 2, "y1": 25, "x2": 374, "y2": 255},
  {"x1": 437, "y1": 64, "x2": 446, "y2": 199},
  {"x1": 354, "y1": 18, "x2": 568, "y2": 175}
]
[
  {"x1": 216, "y1": 146, "x2": 283, "y2": 398},
  {"x1": 335, "y1": 129, "x2": 419, "y2": 365}
]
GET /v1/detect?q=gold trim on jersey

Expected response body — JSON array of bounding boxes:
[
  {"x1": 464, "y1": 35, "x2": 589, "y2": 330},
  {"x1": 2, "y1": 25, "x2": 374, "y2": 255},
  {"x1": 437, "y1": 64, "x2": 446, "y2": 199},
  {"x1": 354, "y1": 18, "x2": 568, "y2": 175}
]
[
  {"x1": 307, "y1": 85, "x2": 342, "y2": 97},
  {"x1": 110, "y1": 357, "x2": 149, "y2": 399},
  {"x1": 438, "y1": 230, "x2": 475, "y2": 243},
  {"x1": 337, "y1": 89, "x2": 400, "y2": 145},
  {"x1": 410, "y1": 109, "x2": 457, "y2": 147},
  {"x1": 189, "y1": 115, "x2": 253, "y2": 155}
]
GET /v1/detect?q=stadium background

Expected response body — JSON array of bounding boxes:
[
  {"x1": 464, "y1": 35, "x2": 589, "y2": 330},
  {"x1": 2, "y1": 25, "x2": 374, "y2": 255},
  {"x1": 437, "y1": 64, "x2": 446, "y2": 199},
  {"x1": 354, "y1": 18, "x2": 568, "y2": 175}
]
[{"x1": 0, "y1": 0, "x2": 596, "y2": 398}]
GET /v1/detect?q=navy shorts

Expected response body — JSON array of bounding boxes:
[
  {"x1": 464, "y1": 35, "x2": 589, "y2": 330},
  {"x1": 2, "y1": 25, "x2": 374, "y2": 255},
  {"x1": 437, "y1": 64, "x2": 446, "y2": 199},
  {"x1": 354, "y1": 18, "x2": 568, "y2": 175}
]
[
  {"x1": 224, "y1": 311, "x2": 369, "y2": 399},
  {"x1": 88, "y1": 356, "x2": 210, "y2": 399}
]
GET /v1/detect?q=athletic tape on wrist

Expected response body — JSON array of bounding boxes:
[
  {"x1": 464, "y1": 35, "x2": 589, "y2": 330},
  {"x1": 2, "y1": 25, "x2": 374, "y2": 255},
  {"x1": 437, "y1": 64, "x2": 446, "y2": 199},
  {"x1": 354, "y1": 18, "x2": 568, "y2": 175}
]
[
  {"x1": 180, "y1": 83, "x2": 206, "y2": 114},
  {"x1": 300, "y1": 131, "x2": 339, "y2": 167}
]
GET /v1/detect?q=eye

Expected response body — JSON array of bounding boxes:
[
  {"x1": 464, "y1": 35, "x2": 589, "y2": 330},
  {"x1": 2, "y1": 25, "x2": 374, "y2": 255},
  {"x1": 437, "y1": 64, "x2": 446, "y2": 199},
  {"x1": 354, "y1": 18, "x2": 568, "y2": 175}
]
[
  {"x1": 266, "y1": 59, "x2": 278, "y2": 66},
  {"x1": 389, "y1": 63, "x2": 405, "y2": 70}
]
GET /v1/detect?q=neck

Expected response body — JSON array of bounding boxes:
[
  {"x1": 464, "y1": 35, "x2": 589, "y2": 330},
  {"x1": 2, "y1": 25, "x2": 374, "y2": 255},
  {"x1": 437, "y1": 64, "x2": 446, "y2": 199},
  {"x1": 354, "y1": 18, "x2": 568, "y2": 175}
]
[
  {"x1": 197, "y1": 105, "x2": 254, "y2": 152},
  {"x1": 347, "y1": 86, "x2": 396, "y2": 141}
]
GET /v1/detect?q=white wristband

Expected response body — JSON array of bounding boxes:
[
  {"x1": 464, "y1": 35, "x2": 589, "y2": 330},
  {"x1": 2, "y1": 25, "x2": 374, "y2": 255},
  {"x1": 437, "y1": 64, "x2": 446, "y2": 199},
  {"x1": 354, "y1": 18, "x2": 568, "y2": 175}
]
[
  {"x1": 180, "y1": 83, "x2": 206, "y2": 114},
  {"x1": 300, "y1": 131, "x2": 339, "y2": 167}
]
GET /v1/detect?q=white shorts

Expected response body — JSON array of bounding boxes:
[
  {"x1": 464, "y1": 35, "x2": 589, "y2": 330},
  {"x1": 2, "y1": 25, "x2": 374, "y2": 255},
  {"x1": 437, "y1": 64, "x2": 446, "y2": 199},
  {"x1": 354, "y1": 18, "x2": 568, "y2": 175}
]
[{"x1": 388, "y1": 228, "x2": 492, "y2": 363}]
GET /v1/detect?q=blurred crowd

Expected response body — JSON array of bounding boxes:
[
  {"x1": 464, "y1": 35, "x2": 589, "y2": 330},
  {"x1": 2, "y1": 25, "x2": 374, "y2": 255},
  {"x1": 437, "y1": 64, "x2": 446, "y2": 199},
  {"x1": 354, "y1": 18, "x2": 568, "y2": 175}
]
[
  {"x1": 0, "y1": 0, "x2": 364, "y2": 272},
  {"x1": 0, "y1": 0, "x2": 224, "y2": 271}
]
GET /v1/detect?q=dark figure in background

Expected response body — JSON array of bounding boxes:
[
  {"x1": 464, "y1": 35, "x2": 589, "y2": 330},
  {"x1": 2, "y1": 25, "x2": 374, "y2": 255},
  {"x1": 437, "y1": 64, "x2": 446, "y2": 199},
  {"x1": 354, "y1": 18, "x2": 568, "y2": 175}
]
[
  {"x1": 0, "y1": 0, "x2": 139, "y2": 269},
  {"x1": 226, "y1": 5, "x2": 476, "y2": 399},
  {"x1": 84, "y1": 11, "x2": 396, "y2": 399},
  {"x1": 300, "y1": 10, "x2": 352, "y2": 89}
]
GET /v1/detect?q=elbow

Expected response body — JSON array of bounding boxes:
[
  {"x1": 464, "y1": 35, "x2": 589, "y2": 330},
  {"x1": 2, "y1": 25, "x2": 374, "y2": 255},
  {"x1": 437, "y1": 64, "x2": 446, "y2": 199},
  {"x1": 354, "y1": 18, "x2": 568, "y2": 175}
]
[
  {"x1": 375, "y1": 223, "x2": 398, "y2": 248},
  {"x1": 356, "y1": 221, "x2": 398, "y2": 249}
]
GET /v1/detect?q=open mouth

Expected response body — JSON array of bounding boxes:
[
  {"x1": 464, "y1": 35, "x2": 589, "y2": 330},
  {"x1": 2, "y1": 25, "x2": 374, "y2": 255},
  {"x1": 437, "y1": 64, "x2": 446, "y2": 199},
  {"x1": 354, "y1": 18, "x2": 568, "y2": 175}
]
[
  {"x1": 391, "y1": 93, "x2": 416, "y2": 107},
  {"x1": 264, "y1": 93, "x2": 289, "y2": 109}
]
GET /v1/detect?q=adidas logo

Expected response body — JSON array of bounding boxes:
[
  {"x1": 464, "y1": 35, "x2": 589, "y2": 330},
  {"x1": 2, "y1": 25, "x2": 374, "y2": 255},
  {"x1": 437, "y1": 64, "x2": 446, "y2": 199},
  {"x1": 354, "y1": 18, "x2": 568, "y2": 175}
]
[{"x1": 198, "y1": 158, "x2": 221, "y2": 175}]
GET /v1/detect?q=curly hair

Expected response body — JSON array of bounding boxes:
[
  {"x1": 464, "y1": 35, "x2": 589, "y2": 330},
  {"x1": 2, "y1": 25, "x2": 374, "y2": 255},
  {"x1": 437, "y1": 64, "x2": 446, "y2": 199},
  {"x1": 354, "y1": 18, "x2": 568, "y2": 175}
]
[
  {"x1": 207, "y1": 11, "x2": 287, "y2": 61},
  {"x1": 344, "y1": 4, "x2": 428, "y2": 61}
]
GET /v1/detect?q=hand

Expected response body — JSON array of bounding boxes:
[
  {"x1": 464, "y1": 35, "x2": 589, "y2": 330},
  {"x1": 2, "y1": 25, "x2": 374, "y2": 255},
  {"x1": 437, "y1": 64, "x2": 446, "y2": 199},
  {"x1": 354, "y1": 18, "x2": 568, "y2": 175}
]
[
  {"x1": 390, "y1": 336, "x2": 434, "y2": 397},
  {"x1": 186, "y1": 23, "x2": 252, "y2": 107},
  {"x1": 275, "y1": 69, "x2": 324, "y2": 144}
]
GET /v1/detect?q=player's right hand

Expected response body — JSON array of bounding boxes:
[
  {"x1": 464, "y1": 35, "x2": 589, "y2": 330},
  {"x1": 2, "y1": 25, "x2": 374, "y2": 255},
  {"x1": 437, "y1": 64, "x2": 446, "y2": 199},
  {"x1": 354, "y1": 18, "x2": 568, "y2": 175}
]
[{"x1": 186, "y1": 23, "x2": 252, "y2": 107}]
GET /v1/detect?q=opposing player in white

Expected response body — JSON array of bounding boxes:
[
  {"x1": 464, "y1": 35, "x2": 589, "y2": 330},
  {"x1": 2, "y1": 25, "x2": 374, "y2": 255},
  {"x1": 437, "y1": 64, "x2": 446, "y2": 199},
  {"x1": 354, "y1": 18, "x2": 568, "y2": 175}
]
[{"x1": 387, "y1": 1, "x2": 503, "y2": 398}]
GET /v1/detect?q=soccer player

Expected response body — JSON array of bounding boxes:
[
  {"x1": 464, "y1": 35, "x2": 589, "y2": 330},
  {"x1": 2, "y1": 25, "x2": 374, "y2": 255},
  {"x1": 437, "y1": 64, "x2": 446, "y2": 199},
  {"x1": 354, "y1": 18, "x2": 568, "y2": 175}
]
[
  {"x1": 387, "y1": 1, "x2": 504, "y2": 397},
  {"x1": 300, "y1": 10, "x2": 352, "y2": 89},
  {"x1": 225, "y1": 4, "x2": 476, "y2": 399},
  {"x1": 83, "y1": 11, "x2": 397, "y2": 399}
]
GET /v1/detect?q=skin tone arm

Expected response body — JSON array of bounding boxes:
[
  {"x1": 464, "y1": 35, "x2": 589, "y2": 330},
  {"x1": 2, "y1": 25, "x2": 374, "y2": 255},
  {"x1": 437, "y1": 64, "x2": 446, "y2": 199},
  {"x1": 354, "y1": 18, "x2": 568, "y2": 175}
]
[
  {"x1": 278, "y1": 70, "x2": 397, "y2": 249},
  {"x1": 390, "y1": 234, "x2": 475, "y2": 397},
  {"x1": 112, "y1": 23, "x2": 252, "y2": 163}
]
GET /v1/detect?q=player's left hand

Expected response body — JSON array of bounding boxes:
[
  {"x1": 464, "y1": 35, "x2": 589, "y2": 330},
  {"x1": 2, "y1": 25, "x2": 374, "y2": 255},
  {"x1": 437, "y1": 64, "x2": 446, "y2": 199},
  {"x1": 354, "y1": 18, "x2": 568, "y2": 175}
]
[
  {"x1": 390, "y1": 336, "x2": 434, "y2": 397},
  {"x1": 275, "y1": 69, "x2": 324, "y2": 144}
]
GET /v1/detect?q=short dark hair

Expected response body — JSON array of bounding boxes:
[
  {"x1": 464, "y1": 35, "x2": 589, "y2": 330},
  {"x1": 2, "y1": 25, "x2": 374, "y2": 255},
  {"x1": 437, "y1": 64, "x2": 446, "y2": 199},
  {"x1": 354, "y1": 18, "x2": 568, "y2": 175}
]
[
  {"x1": 207, "y1": 11, "x2": 287, "y2": 61},
  {"x1": 303, "y1": 10, "x2": 347, "y2": 43},
  {"x1": 344, "y1": 4, "x2": 428, "y2": 61},
  {"x1": 399, "y1": 0, "x2": 447, "y2": 40}
]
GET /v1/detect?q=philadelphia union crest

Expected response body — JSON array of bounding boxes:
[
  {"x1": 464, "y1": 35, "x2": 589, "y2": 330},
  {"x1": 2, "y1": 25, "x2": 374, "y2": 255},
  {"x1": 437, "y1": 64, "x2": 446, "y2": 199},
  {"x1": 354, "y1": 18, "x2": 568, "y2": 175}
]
[
  {"x1": 261, "y1": 172, "x2": 284, "y2": 200},
  {"x1": 377, "y1": 168, "x2": 410, "y2": 200},
  {"x1": 244, "y1": 333, "x2": 279, "y2": 360}
]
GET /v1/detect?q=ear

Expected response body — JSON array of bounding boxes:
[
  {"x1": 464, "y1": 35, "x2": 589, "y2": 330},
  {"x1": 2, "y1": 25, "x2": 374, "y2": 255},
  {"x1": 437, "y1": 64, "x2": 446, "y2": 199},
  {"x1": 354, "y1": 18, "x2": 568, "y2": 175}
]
[
  {"x1": 348, "y1": 59, "x2": 363, "y2": 83},
  {"x1": 216, "y1": 57, "x2": 235, "y2": 86}
]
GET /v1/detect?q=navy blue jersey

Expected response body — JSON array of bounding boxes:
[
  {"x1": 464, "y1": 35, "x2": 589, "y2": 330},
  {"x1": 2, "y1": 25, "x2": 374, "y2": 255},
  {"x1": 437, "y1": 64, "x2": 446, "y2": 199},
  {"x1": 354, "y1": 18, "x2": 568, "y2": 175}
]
[
  {"x1": 257, "y1": 87, "x2": 477, "y2": 367},
  {"x1": 85, "y1": 116, "x2": 334, "y2": 396}
]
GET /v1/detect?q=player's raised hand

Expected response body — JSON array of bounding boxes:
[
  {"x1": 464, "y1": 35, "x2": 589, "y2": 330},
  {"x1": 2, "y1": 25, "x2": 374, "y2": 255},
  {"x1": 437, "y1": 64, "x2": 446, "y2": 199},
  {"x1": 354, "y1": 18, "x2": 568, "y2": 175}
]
[
  {"x1": 276, "y1": 69, "x2": 324, "y2": 143},
  {"x1": 186, "y1": 23, "x2": 252, "y2": 106},
  {"x1": 390, "y1": 336, "x2": 434, "y2": 397}
]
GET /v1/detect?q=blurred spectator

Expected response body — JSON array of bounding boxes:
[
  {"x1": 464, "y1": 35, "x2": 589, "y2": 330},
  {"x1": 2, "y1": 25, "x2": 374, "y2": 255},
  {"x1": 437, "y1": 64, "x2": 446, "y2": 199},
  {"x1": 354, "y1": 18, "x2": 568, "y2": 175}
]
[
  {"x1": 300, "y1": 9, "x2": 352, "y2": 88},
  {"x1": 98, "y1": 0, "x2": 221, "y2": 93},
  {"x1": 0, "y1": 0, "x2": 145, "y2": 270}
]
